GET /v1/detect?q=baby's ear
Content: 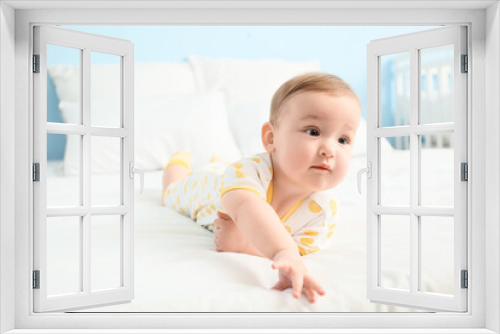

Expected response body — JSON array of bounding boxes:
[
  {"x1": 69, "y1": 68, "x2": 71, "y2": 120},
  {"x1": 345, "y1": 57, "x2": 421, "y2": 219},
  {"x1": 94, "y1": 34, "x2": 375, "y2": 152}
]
[{"x1": 261, "y1": 122, "x2": 275, "y2": 153}]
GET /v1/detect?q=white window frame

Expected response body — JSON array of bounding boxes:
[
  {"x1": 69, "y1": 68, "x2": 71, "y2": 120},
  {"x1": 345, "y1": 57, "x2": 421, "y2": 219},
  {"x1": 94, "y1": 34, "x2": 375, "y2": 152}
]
[
  {"x1": 366, "y1": 26, "x2": 468, "y2": 312},
  {"x1": 0, "y1": 1, "x2": 498, "y2": 333},
  {"x1": 32, "y1": 25, "x2": 135, "y2": 313}
]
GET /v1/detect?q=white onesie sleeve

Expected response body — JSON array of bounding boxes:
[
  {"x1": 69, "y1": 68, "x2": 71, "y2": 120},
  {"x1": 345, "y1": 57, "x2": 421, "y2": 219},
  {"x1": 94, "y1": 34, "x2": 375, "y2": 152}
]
[{"x1": 219, "y1": 154, "x2": 272, "y2": 204}]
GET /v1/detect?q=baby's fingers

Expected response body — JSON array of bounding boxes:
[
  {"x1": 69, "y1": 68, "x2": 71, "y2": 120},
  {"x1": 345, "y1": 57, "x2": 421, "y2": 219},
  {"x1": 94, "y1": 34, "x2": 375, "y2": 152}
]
[
  {"x1": 213, "y1": 236, "x2": 220, "y2": 249},
  {"x1": 271, "y1": 259, "x2": 285, "y2": 270},
  {"x1": 271, "y1": 260, "x2": 291, "y2": 276},
  {"x1": 217, "y1": 211, "x2": 231, "y2": 220},
  {"x1": 273, "y1": 260, "x2": 303, "y2": 298},
  {"x1": 214, "y1": 219, "x2": 228, "y2": 232},
  {"x1": 303, "y1": 286, "x2": 316, "y2": 303},
  {"x1": 305, "y1": 275, "x2": 326, "y2": 296},
  {"x1": 272, "y1": 280, "x2": 289, "y2": 291},
  {"x1": 291, "y1": 270, "x2": 304, "y2": 299}
]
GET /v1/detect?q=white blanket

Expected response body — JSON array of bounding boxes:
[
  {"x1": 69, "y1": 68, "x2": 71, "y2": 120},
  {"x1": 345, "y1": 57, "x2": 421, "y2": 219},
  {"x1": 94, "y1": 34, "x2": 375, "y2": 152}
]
[{"x1": 45, "y1": 150, "x2": 454, "y2": 312}]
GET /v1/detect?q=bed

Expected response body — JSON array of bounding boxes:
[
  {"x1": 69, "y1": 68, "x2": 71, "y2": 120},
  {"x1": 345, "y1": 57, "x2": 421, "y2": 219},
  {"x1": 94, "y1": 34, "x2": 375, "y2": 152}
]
[{"x1": 44, "y1": 56, "x2": 454, "y2": 312}]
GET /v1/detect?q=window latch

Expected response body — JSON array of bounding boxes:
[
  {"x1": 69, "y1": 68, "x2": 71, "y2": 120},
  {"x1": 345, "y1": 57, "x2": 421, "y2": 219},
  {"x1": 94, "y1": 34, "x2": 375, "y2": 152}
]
[
  {"x1": 357, "y1": 161, "x2": 372, "y2": 194},
  {"x1": 129, "y1": 162, "x2": 144, "y2": 194}
]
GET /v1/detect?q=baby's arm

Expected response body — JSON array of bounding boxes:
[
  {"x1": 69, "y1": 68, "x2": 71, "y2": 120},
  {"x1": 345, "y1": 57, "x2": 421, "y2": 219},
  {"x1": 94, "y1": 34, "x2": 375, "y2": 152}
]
[
  {"x1": 221, "y1": 189, "x2": 325, "y2": 302},
  {"x1": 213, "y1": 211, "x2": 265, "y2": 257},
  {"x1": 221, "y1": 189, "x2": 297, "y2": 259}
]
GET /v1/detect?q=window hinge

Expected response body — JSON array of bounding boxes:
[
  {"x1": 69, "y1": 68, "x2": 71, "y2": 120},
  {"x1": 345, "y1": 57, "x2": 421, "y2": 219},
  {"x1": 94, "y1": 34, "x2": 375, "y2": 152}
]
[
  {"x1": 461, "y1": 54, "x2": 468, "y2": 73},
  {"x1": 33, "y1": 54, "x2": 40, "y2": 73},
  {"x1": 33, "y1": 163, "x2": 40, "y2": 182},
  {"x1": 461, "y1": 270, "x2": 468, "y2": 289},
  {"x1": 461, "y1": 162, "x2": 468, "y2": 181},
  {"x1": 33, "y1": 270, "x2": 40, "y2": 289}
]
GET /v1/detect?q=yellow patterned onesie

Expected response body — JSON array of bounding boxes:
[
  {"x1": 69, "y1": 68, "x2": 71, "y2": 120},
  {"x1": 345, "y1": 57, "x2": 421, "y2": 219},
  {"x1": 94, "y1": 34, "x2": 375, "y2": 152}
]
[{"x1": 163, "y1": 152, "x2": 339, "y2": 255}]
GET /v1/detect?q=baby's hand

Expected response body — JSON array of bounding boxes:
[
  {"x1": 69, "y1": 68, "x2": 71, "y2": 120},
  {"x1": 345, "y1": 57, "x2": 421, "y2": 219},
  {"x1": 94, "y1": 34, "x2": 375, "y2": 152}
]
[
  {"x1": 213, "y1": 211, "x2": 248, "y2": 253},
  {"x1": 272, "y1": 249, "x2": 326, "y2": 303}
]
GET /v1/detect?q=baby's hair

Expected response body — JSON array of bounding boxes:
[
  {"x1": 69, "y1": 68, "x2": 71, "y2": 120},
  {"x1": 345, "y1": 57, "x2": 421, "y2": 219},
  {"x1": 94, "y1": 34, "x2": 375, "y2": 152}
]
[{"x1": 269, "y1": 72, "x2": 360, "y2": 127}]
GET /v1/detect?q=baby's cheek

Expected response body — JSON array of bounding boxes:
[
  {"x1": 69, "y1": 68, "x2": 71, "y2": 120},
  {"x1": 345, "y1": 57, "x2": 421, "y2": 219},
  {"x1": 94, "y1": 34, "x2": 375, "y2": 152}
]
[
  {"x1": 339, "y1": 157, "x2": 350, "y2": 181},
  {"x1": 284, "y1": 154, "x2": 303, "y2": 174},
  {"x1": 333, "y1": 156, "x2": 350, "y2": 184}
]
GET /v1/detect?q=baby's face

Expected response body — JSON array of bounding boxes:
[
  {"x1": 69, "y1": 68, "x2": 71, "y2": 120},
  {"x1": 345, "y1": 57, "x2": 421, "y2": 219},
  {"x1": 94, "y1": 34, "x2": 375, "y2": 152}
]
[{"x1": 268, "y1": 91, "x2": 361, "y2": 193}]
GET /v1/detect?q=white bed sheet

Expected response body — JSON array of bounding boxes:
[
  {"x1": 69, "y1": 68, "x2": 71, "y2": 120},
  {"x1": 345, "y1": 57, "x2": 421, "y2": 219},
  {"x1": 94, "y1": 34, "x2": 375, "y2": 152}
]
[{"x1": 45, "y1": 150, "x2": 454, "y2": 312}]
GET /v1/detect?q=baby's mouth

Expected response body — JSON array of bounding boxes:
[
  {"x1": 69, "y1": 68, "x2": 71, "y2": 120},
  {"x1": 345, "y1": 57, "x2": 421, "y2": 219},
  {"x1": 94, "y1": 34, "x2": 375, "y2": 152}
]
[{"x1": 311, "y1": 164, "x2": 332, "y2": 172}]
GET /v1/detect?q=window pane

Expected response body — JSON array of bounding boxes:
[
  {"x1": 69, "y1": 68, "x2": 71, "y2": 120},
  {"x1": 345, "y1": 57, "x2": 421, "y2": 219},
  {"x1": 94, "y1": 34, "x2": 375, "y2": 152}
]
[
  {"x1": 47, "y1": 133, "x2": 81, "y2": 207},
  {"x1": 91, "y1": 215, "x2": 121, "y2": 291},
  {"x1": 420, "y1": 44, "x2": 454, "y2": 124},
  {"x1": 420, "y1": 216, "x2": 454, "y2": 295},
  {"x1": 91, "y1": 136, "x2": 121, "y2": 206},
  {"x1": 380, "y1": 136, "x2": 410, "y2": 206},
  {"x1": 47, "y1": 44, "x2": 81, "y2": 125},
  {"x1": 380, "y1": 52, "x2": 410, "y2": 127},
  {"x1": 47, "y1": 216, "x2": 81, "y2": 296},
  {"x1": 91, "y1": 52, "x2": 121, "y2": 128},
  {"x1": 420, "y1": 134, "x2": 454, "y2": 207},
  {"x1": 380, "y1": 215, "x2": 411, "y2": 291}
]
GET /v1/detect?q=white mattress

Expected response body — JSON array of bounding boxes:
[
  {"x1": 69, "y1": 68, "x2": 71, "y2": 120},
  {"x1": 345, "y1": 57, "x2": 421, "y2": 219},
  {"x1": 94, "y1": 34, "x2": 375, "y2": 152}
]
[{"x1": 45, "y1": 149, "x2": 455, "y2": 312}]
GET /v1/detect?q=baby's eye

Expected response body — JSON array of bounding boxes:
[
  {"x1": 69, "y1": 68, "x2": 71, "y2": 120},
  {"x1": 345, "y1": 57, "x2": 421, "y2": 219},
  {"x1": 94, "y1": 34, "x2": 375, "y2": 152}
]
[
  {"x1": 339, "y1": 137, "x2": 349, "y2": 145},
  {"x1": 305, "y1": 128, "x2": 320, "y2": 137}
]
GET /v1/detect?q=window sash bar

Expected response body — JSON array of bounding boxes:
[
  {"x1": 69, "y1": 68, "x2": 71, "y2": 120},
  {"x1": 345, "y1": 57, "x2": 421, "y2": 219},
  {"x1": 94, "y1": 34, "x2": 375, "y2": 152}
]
[
  {"x1": 82, "y1": 47, "x2": 91, "y2": 296},
  {"x1": 46, "y1": 123, "x2": 129, "y2": 137},
  {"x1": 410, "y1": 46, "x2": 419, "y2": 296},
  {"x1": 372, "y1": 123, "x2": 454, "y2": 137},
  {"x1": 372, "y1": 205, "x2": 454, "y2": 216},
  {"x1": 46, "y1": 206, "x2": 130, "y2": 217}
]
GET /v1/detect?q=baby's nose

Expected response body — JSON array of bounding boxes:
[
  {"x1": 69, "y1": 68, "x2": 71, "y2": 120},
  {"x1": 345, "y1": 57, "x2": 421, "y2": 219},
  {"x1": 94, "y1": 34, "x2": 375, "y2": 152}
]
[{"x1": 320, "y1": 145, "x2": 335, "y2": 157}]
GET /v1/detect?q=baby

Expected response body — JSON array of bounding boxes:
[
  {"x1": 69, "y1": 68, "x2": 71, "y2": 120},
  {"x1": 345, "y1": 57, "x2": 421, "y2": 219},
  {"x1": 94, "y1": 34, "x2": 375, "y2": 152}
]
[{"x1": 162, "y1": 72, "x2": 361, "y2": 303}]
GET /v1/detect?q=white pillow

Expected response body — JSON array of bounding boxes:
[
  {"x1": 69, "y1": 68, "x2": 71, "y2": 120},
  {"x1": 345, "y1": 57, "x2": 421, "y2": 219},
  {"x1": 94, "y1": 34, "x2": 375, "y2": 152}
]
[
  {"x1": 228, "y1": 99, "x2": 270, "y2": 156},
  {"x1": 188, "y1": 56, "x2": 320, "y2": 95},
  {"x1": 61, "y1": 93, "x2": 242, "y2": 175},
  {"x1": 188, "y1": 56, "x2": 321, "y2": 153},
  {"x1": 134, "y1": 62, "x2": 199, "y2": 96},
  {"x1": 48, "y1": 62, "x2": 198, "y2": 102}
]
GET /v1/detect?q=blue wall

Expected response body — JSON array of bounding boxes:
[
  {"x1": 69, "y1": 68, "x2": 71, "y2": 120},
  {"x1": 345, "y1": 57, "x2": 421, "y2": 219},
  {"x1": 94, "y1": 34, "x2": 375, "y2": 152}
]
[{"x1": 48, "y1": 25, "x2": 437, "y2": 159}]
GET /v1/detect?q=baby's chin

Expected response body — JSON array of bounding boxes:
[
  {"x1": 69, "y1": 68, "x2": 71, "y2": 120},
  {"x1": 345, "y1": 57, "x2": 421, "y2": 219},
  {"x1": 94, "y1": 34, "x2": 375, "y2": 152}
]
[
  {"x1": 318, "y1": 177, "x2": 346, "y2": 191},
  {"x1": 307, "y1": 180, "x2": 340, "y2": 193}
]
